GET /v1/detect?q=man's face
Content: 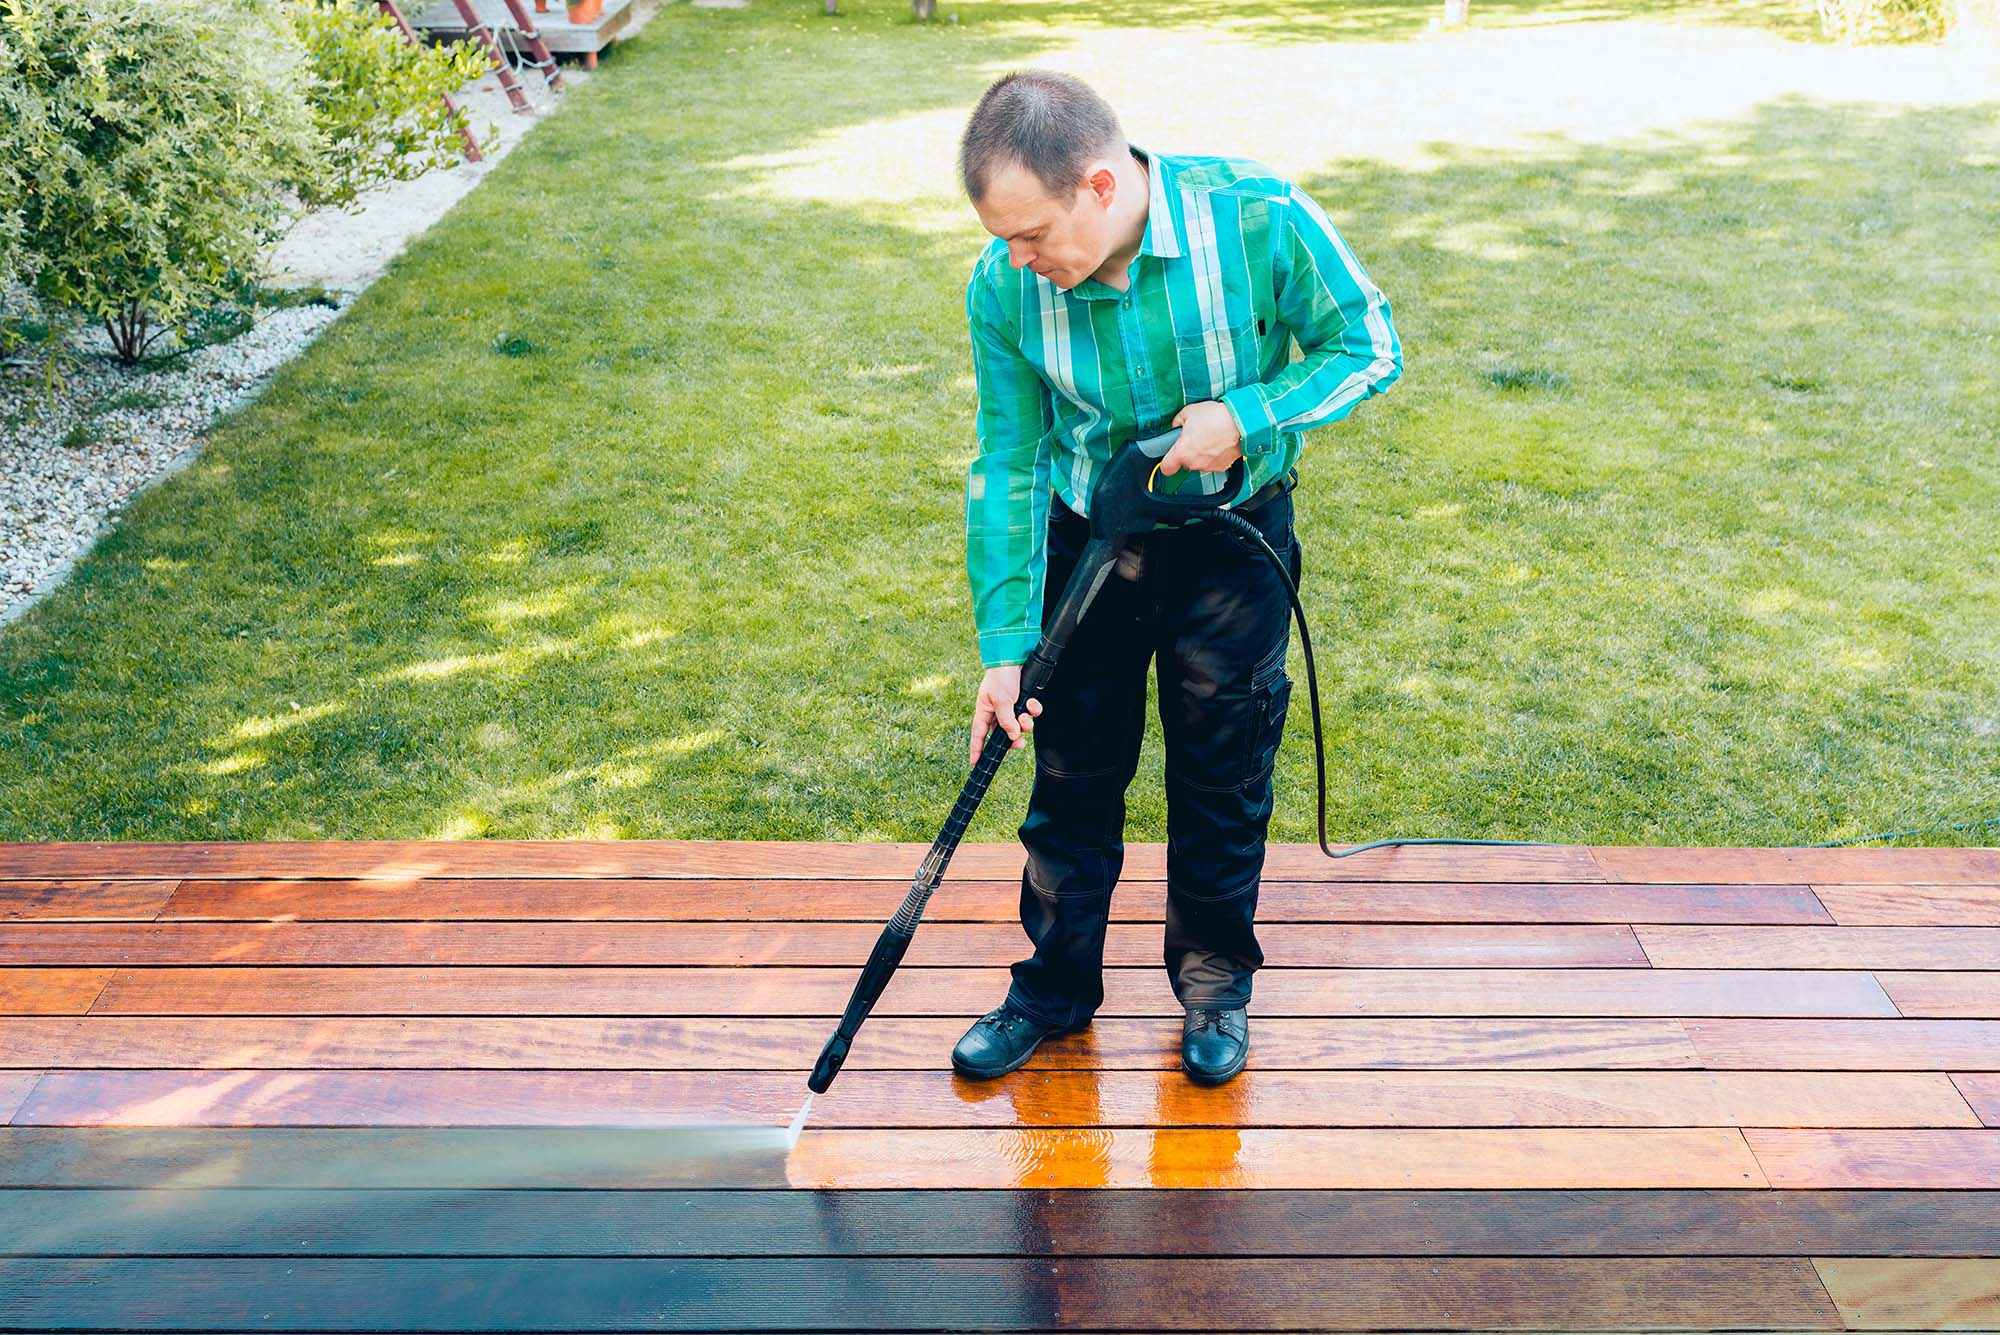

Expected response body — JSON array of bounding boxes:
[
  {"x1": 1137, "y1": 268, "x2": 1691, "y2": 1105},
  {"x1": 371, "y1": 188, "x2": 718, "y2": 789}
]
[{"x1": 973, "y1": 157, "x2": 1114, "y2": 290}]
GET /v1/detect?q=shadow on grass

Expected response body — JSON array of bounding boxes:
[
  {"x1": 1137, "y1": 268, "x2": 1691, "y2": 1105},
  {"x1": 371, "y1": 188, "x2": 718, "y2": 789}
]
[{"x1": 0, "y1": 0, "x2": 1994, "y2": 846}]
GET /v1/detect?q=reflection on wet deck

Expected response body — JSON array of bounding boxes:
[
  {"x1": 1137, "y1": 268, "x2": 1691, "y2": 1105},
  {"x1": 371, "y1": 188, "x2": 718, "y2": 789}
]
[{"x1": 2, "y1": 838, "x2": 1997, "y2": 1330}]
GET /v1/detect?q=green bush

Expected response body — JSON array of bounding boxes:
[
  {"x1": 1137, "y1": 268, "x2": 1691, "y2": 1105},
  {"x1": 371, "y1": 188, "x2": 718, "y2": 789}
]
[
  {"x1": 2, "y1": 0, "x2": 319, "y2": 363},
  {"x1": 0, "y1": 129, "x2": 26, "y2": 298},
  {"x1": 0, "y1": 20, "x2": 36, "y2": 331},
  {"x1": 1813, "y1": 0, "x2": 1952, "y2": 41},
  {"x1": 0, "y1": 0, "x2": 496, "y2": 365},
  {"x1": 282, "y1": 0, "x2": 492, "y2": 210}
]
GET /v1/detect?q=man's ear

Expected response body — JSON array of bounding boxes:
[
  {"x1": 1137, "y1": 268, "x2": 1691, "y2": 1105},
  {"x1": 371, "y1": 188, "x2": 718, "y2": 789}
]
[{"x1": 1085, "y1": 164, "x2": 1117, "y2": 208}]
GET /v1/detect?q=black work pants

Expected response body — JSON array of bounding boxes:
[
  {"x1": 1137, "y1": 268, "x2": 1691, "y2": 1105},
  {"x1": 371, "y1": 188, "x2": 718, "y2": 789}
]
[{"x1": 1002, "y1": 475, "x2": 1302, "y2": 1029}]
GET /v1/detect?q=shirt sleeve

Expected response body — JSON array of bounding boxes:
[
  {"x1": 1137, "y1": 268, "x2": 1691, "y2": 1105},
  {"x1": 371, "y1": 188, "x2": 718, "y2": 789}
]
[
  {"x1": 964, "y1": 255, "x2": 1056, "y2": 670},
  {"x1": 1220, "y1": 183, "x2": 1402, "y2": 459}
]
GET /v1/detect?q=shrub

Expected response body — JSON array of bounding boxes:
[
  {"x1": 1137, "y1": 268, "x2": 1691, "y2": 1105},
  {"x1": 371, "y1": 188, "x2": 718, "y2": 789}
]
[
  {"x1": 1813, "y1": 0, "x2": 1953, "y2": 41},
  {"x1": 0, "y1": 132, "x2": 27, "y2": 299},
  {"x1": 0, "y1": 24, "x2": 36, "y2": 339},
  {"x1": 282, "y1": 0, "x2": 492, "y2": 210},
  {"x1": 1, "y1": 0, "x2": 320, "y2": 363}
]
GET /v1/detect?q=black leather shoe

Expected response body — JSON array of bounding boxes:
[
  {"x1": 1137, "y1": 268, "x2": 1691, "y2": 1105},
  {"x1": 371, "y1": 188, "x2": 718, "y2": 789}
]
[
  {"x1": 1182, "y1": 1006, "x2": 1249, "y2": 1084},
  {"x1": 951, "y1": 1004, "x2": 1087, "y2": 1080}
]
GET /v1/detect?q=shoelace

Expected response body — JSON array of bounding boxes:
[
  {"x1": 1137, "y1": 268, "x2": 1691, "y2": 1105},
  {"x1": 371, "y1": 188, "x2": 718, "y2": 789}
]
[
  {"x1": 1187, "y1": 1008, "x2": 1232, "y2": 1035},
  {"x1": 984, "y1": 1007, "x2": 1043, "y2": 1035}
]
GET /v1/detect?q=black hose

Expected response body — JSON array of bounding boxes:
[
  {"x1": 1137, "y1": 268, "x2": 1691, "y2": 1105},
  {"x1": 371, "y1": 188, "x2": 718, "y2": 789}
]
[{"x1": 1205, "y1": 509, "x2": 1558, "y2": 859}]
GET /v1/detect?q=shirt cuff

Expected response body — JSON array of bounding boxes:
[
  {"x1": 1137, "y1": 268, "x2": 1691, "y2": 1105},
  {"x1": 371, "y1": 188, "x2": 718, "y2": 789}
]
[
  {"x1": 977, "y1": 625, "x2": 1043, "y2": 669},
  {"x1": 1222, "y1": 384, "x2": 1280, "y2": 458}
]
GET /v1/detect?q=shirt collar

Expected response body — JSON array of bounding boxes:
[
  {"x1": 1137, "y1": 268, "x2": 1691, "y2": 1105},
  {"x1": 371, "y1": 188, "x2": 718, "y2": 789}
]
[
  {"x1": 1132, "y1": 143, "x2": 1184, "y2": 259},
  {"x1": 1052, "y1": 145, "x2": 1182, "y2": 302}
]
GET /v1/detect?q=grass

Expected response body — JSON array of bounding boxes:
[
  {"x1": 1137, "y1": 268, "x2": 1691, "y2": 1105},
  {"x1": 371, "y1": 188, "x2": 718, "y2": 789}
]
[
  {"x1": 0, "y1": 0, "x2": 1995, "y2": 845},
  {"x1": 56, "y1": 419, "x2": 99, "y2": 450}
]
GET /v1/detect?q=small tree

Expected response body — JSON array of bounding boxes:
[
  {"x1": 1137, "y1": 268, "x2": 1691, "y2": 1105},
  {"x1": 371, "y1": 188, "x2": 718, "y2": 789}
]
[
  {"x1": 3, "y1": 0, "x2": 319, "y2": 363},
  {"x1": 281, "y1": 0, "x2": 491, "y2": 210}
]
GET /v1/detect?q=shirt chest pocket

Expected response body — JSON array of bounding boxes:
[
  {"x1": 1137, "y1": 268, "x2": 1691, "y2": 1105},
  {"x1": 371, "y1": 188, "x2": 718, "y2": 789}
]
[{"x1": 1173, "y1": 313, "x2": 1262, "y2": 404}]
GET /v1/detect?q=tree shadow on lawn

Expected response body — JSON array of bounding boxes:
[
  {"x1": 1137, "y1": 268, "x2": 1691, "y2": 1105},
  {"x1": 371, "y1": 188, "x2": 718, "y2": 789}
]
[{"x1": 0, "y1": 87, "x2": 1995, "y2": 844}]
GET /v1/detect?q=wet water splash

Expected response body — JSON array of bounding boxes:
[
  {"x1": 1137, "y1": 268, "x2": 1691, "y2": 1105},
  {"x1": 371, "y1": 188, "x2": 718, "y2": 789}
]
[{"x1": 786, "y1": 1091, "x2": 816, "y2": 1149}]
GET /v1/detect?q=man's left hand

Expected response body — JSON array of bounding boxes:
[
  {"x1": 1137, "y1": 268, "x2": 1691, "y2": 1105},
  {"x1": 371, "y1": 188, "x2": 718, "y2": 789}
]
[{"x1": 1158, "y1": 400, "x2": 1244, "y2": 475}]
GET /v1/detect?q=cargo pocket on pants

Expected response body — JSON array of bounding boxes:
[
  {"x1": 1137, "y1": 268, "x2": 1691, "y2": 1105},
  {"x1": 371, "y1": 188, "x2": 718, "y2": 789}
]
[{"x1": 1245, "y1": 658, "x2": 1293, "y2": 783}]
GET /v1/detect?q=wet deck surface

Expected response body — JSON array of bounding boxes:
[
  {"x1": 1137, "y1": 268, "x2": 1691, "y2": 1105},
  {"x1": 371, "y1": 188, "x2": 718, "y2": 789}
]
[{"x1": 2, "y1": 838, "x2": 1997, "y2": 1331}]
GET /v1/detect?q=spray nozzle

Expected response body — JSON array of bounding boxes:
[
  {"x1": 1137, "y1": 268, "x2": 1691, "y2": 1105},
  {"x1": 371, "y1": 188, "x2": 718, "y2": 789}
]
[{"x1": 807, "y1": 1032, "x2": 850, "y2": 1093}]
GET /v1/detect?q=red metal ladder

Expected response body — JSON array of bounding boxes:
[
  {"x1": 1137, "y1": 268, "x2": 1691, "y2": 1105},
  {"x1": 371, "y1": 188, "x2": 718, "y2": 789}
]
[{"x1": 377, "y1": 0, "x2": 486, "y2": 159}]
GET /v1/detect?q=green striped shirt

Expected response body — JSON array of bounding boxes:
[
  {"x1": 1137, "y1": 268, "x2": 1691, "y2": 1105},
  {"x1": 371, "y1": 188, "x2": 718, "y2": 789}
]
[{"x1": 963, "y1": 143, "x2": 1403, "y2": 669}]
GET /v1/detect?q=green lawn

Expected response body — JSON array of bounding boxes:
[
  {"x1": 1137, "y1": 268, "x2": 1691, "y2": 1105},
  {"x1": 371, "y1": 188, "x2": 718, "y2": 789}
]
[{"x1": 1, "y1": 0, "x2": 1995, "y2": 845}]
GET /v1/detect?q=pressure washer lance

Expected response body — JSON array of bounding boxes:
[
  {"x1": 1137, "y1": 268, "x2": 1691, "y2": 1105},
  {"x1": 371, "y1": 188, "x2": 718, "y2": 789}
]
[{"x1": 804, "y1": 428, "x2": 1551, "y2": 1097}]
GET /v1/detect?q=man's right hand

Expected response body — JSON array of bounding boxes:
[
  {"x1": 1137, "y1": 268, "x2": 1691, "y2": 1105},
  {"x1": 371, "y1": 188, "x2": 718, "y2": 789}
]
[{"x1": 969, "y1": 665, "x2": 1042, "y2": 767}]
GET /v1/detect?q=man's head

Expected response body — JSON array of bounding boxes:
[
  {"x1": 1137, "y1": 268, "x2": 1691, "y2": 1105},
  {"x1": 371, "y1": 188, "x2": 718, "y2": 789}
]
[{"x1": 958, "y1": 70, "x2": 1146, "y2": 290}]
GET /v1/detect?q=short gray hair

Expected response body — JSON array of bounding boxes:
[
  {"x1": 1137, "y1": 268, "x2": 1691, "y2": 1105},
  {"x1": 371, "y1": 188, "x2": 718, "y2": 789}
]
[{"x1": 958, "y1": 70, "x2": 1125, "y2": 206}]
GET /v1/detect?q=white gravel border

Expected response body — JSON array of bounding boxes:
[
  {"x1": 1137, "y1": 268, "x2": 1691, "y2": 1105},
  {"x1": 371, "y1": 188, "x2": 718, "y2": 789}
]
[{"x1": 1, "y1": 301, "x2": 349, "y2": 615}]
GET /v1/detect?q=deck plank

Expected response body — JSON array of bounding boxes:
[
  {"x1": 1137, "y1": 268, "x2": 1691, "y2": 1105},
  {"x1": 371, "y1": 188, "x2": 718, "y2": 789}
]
[
  {"x1": 1809, "y1": 1258, "x2": 2000, "y2": 1328},
  {"x1": 1876, "y1": 972, "x2": 2000, "y2": 1018},
  {"x1": 8, "y1": 1068, "x2": 1978, "y2": 1129},
  {"x1": 0, "y1": 1074, "x2": 36, "y2": 1124},
  {"x1": 156, "y1": 877, "x2": 1833, "y2": 924},
  {"x1": 0, "y1": 920, "x2": 1652, "y2": 966},
  {"x1": 76, "y1": 964, "x2": 1902, "y2": 1018},
  {"x1": 0, "y1": 840, "x2": 1609, "y2": 881},
  {"x1": 1743, "y1": 1129, "x2": 2000, "y2": 1188},
  {"x1": 8, "y1": 1186, "x2": 1997, "y2": 1255},
  {"x1": 0, "y1": 1015, "x2": 1705, "y2": 1071},
  {"x1": 0, "y1": 968, "x2": 108, "y2": 1015},
  {"x1": 1682, "y1": 1019, "x2": 2000, "y2": 1069},
  {"x1": 779, "y1": 1127, "x2": 1770, "y2": 1189},
  {"x1": 1814, "y1": 885, "x2": 2000, "y2": 926},
  {"x1": 4, "y1": 838, "x2": 1992, "y2": 882},
  {"x1": 1637, "y1": 925, "x2": 2000, "y2": 969},
  {"x1": 0, "y1": 1125, "x2": 1764, "y2": 1190},
  {"x1": 1952, "y1": 1074, "x2": 1999, "y2": 1126},
  {"x1": 1592, "y1": 846, "x2": 2000, "y2": 884},
  {"x1": 0, "y1": 878, "x2": 178, "y2": 919},
  {"x1": 0, "y1": 1256, "x2": 1839, "y2": 1330},
  {"x1": 1053, "y1": 1257, "x2": 1839, "y2": 1327}
]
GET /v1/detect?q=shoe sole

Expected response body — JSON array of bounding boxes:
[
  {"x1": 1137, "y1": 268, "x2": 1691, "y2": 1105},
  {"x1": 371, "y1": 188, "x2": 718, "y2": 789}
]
[{"x1": 951, "y1": 1020, "x2": 1091, "y2": 1080}]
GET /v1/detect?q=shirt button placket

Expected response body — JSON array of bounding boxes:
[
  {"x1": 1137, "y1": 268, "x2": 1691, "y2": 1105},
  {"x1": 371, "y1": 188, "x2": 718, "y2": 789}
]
[{"x1": 1121, "y1": 294, "x2": 1156, "y2": 424}]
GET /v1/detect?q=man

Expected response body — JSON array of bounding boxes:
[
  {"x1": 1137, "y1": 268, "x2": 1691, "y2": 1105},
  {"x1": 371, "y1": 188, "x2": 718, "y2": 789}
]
[{"x1": 951, "y1": 69, "x2": 1402, "y2": 1086}]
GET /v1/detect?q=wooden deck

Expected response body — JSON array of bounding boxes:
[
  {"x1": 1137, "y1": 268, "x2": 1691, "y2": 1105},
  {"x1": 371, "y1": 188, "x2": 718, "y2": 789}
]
[
  {"x1": 408, "y1": 0, "x2": 636, "y2": 67},
  {"x1": 2, "y1": 838, "x2": 1997, "y2": 1331}
]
